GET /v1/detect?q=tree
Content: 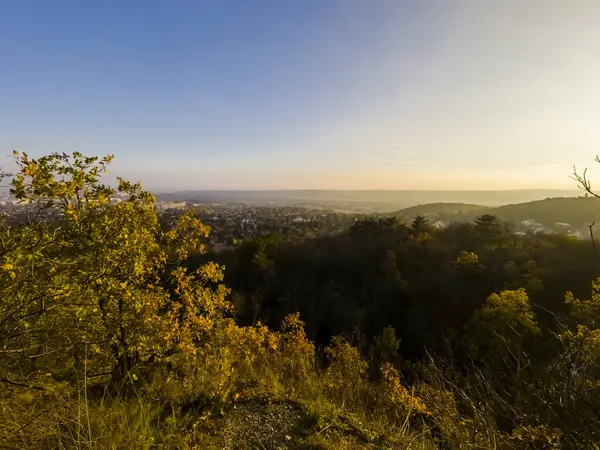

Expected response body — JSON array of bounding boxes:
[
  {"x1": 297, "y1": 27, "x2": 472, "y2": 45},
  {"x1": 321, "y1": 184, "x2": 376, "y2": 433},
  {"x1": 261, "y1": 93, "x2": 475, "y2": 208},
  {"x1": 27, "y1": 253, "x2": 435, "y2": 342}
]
[
  {"x1": 474, "y1": 214, "x2": 504, "y2": 244},
  {"x1": 0, "y1": 151, "x2": 227, "y2": 386},
  {"x1": 411, "y1": 215, "x2": 431, "y2": 236},
  {"x1": 469, "y1": 289, "x2": 540, "y2": 346}
]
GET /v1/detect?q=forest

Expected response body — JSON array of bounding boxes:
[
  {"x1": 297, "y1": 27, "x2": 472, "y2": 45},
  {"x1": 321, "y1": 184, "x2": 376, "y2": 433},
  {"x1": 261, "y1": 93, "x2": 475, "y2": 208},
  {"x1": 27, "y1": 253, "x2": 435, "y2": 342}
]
[{"x1": 2, "y1": 151, "x2": 600, "y2": 449}]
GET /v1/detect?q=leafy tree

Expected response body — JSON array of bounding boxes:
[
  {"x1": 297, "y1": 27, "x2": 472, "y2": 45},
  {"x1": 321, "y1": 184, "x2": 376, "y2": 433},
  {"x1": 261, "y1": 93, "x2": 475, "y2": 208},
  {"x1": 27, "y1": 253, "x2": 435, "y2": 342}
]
[
  {"x1": 453, "y1": 251, "x2": 485, "y2": 273},
  {"x1": 474, "y1": 214, "x2": 504, "y2": 246},
  {"x1": 566, "y1": 278, "x2": 600, "y2": 327},
  {"x1": 465, "y1": 288, "x2": 542, "y2": 411},
  {"x1": 469, "y1": 289, "x2": 540, "y2": 346},
  {"x1": 0, "y1": 151, "x2": 227, "y2": 385},
  {"x1": 411, "y1": 215, "x2": 431, "y2": 236}
]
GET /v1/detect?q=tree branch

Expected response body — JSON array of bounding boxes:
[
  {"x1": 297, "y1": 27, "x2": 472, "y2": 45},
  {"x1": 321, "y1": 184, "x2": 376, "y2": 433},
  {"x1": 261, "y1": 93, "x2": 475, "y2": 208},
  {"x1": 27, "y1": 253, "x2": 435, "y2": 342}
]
[
  {"x1": 0, "y1": 377, "x2": 45, "y2": 390},
  {"x1": 590, "y1": 222, "x2": 598, "y2": 257}
]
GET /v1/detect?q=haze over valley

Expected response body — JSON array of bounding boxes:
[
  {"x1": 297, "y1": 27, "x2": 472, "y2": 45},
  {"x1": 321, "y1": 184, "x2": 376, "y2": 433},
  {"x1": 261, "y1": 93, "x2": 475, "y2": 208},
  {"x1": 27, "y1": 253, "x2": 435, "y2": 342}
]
[{"x1": 156, "y1": 188, "x2": 582, "y2": 212}]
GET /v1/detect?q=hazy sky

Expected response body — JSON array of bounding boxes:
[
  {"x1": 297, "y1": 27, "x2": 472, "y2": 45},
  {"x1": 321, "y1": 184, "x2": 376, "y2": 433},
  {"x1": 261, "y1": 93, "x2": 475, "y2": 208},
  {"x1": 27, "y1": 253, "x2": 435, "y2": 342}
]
[{"x1": 1, "y1": 1, "x2": 599, "y2": 191}]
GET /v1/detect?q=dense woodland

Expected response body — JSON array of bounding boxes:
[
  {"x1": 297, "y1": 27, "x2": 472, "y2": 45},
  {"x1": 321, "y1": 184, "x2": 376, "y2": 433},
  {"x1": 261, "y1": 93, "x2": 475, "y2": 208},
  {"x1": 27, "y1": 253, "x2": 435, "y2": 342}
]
[
  {"x1": 195, "y1": 215, "x2": 599, "y2": 354},
  {"x1": 2, "y1": 151, "x2": 600, "y2": 449}
]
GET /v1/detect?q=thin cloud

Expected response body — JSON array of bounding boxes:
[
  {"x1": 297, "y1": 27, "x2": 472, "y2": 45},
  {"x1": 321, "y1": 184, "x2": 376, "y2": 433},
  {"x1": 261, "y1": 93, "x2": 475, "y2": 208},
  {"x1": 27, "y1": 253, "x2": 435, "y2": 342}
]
[
  {"x1": 373, "y1": 158, "x2": 417, "y2": 164},
  {"x1": 530, "y1": 164, "x2": 563, "y2": 169}
]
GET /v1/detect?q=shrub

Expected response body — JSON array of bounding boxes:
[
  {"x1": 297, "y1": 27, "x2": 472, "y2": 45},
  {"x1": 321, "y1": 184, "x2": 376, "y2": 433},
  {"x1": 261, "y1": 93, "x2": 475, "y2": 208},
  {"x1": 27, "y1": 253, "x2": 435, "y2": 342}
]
[
  {"x1": 323, "y1": 336, "x2": 369, "y2": 408},
  {"x1": 378, "y1": 362, "x2": 429, "y2": 421}
]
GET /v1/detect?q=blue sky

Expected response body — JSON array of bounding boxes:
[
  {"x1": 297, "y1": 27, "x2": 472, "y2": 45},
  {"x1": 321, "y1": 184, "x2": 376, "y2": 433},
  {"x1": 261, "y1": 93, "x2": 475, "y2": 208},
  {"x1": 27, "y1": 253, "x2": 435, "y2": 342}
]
[{"x1": 1, "y1": 0, "x2": 599, "y2": 190}]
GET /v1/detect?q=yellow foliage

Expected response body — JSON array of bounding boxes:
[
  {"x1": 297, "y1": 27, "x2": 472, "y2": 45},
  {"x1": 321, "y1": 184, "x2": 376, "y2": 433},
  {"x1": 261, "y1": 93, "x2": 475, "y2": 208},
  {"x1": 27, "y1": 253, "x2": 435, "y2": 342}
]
[
  {"x1": 454, "y1": 251, "x2": 480, "y2": 266},
  {"x1": 278, "y1": 312, "x2": 315, "y2": 382},
  {"x1": 155, "y1": 312, "x2": 316, "y2": 405},
  {"x1": 469, "y1": 289, "x2": 540, "y2": 347},
  {"x1": 566, "y1": 277, "x2": 600, "y2": 326},
  {"x1": 0, "y1": 151, "x2": 228, "y2": 387},
  {"x1": 323, "y1": 336, "x2": 369, "y2": 407},
  {"x1": 510, "y1": 424, "x2": 562, "y2": 449},
  {"x1": 379, "y1": 362, "x2": 430, "y2": 417},
  {"x1": 560, "y1": 325, "x2": 600, "y2": 366}
]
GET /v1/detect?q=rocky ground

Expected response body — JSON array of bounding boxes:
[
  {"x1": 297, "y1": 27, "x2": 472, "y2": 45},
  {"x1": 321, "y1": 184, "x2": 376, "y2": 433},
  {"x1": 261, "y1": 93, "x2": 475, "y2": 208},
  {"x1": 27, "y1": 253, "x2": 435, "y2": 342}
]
[{"x1": 193, "y1": 400, "x2": 387, "y2": 450}]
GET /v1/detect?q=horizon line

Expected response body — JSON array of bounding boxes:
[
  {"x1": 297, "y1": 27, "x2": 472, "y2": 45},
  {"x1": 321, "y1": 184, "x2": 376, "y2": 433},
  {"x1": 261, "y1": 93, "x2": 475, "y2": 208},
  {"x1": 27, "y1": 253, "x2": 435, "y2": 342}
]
[{"x1": 155, "y1": 188, "x2": 582, "y2": 194}]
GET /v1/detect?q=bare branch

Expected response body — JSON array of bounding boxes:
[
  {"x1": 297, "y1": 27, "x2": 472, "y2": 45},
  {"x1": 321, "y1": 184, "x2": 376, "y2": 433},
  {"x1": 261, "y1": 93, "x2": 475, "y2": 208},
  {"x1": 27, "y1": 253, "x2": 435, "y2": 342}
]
[{"x1": 572, "y1": 162, "x2": 600, "y2": 199}]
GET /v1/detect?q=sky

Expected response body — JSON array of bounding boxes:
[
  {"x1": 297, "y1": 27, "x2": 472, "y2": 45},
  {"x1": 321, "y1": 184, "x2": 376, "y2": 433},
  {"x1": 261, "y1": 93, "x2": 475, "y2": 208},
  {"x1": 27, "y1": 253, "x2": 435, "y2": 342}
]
[{"x1": 1, "y1": 0, "x2": 599, "y2": 191}]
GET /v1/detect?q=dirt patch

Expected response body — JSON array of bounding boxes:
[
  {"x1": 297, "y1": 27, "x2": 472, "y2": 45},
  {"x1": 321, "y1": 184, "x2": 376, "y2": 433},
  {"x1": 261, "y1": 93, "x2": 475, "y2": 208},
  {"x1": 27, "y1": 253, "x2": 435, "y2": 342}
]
[
  {"x1": 220, "y1": 400, "x2": 307, "y2": 449},
  {"x1": 193, "y1": 399, "x2": 383, "y2": 449}
]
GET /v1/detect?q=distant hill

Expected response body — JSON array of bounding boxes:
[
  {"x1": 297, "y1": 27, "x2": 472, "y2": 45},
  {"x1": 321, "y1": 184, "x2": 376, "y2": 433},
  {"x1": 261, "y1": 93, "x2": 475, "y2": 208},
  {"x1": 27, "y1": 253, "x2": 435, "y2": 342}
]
[
  {"x1": 395, "y1": 203, "x2": 488, "y2": 220},
  {"x1": 394, "y1": 196, "x2": 600, "y2": 230},
  {"x1": 486, "y1": 196, "x2": 600, "y2": 228}
]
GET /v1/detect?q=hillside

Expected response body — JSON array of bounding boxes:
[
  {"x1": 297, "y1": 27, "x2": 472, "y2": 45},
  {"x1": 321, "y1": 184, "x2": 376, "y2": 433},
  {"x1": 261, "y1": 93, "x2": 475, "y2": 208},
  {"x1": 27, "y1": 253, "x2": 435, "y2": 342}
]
[
  {"x1": 3, "y1": 151, "x2": 599, "y2": 449},
  {"x1": 486, "y1": 196, "x2": 600, "y2": 228},
  {"x1": 395, "y1": 202, "x2": 488, "y2": 220},
  {"x1": 395, "y1": 196, "x2": 600, "y2": 231}
]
